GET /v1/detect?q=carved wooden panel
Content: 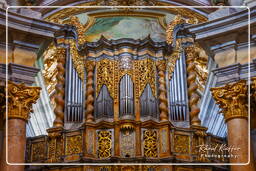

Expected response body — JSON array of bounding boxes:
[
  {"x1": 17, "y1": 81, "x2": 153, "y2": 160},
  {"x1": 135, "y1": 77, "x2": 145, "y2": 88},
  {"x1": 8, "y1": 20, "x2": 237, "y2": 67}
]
[
  {"x1": 65, "y1": 135, "x2": 82, "y2": 155},
  {"x1": 174, "y1": 135, "x2": 190, "y2": 154},
  {"x1": 143, "y1": 129, "x2": 158, "y2": 157},
  {"x1": 97, "y1": 130, "x2": 112, "y2": 158}
]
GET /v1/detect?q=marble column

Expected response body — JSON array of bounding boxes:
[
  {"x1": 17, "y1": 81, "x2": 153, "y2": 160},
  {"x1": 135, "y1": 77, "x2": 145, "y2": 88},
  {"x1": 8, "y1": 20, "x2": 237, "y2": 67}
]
[
  {"x1": 1, "y1": 81, "x2": 40, "y2": 171},
  {"x1": 211, "y1": 80, "x2": 255, "y2": 171}
]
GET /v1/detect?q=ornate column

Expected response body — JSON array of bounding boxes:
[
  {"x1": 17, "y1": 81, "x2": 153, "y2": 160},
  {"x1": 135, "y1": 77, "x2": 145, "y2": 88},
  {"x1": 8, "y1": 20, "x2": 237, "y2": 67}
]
[
  {"x1": 53, "y1": 47, "x2": 66, "y2": 128},
  {"x1": 185, "y1": 46, "x2": 201, "y2": 126},
  {"x1": 156, "y1": 60, "x2": 168, "y2": 121},
  {"x1": 211, "y1": 80, "x2": 255, "y2": 171},
  {"x1": 1, "y1": 81, "x2": 40, "y2": 171},
  {"x1": 85, "y1": 60, "x2": 95, "y2": 122}
]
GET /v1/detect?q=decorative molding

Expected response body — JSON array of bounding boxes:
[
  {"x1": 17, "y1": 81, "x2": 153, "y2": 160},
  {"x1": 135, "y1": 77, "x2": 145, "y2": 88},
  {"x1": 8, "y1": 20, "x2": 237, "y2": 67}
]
[
  {"x1": 211, "y1": 80, "x2": 248, "y2": 122},
  {"x1": 7, "y1": 81, "x2": 41, "y2": 121}
]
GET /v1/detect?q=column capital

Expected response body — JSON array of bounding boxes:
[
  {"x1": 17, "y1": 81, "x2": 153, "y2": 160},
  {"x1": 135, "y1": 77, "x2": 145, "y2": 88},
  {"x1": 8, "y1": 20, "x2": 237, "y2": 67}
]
[
  {"x1": 6, "y1": 81, "x2": 41, "y2": 121},
  {"x1": 211, "y1": 80, "x2": 248, "y2": 122}
]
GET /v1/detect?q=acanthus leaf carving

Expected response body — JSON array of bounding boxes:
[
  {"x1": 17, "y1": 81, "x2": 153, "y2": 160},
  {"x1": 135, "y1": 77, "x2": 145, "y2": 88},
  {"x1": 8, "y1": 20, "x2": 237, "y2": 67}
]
[
  {"x1": 7, "y1": 81, "x2": 41, "y2": 121},
  {"x1": 211, "y1": 80, "x2": 248, "y2": 122}
]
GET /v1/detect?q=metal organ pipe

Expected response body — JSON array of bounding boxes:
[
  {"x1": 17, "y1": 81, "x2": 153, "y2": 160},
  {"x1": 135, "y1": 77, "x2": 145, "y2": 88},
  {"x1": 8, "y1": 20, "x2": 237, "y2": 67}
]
[
  {"x1": 65, "y1": 52, "x2": 84, "y2": 123},
  {"x1": 169, "y1": 52, "x2": 188, "y2": 122}
]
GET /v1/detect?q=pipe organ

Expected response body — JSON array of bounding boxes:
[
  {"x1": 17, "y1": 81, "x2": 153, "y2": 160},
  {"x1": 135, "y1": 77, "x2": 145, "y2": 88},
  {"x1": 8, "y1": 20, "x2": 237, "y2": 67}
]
[{"x1": 26, "y1": 36, "x2": 227, "y2": 166}]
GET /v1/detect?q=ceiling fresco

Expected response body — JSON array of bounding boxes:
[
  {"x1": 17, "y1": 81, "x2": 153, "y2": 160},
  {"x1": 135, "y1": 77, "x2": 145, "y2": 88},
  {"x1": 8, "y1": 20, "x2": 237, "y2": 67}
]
[{"x1": 84, "y1": 16, "x2": 166, "y2": 42}]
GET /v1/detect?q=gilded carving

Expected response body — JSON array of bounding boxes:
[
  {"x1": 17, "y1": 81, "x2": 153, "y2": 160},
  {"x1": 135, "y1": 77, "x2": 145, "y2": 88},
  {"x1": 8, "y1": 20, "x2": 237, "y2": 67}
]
[
  {"x1": 53, "y1": 47, "x2": 66, "y2": 127},
  {"x1": 31, "y1": 142, "x2": 45, "y2": 161},
  {"x1": 134, "y1": 58, "x2": 157, "y2": 98},
  {"x1": 166, "y1": 15, "x2": 185, "y2": 45},
  {"x1": 96, "y1": 59, "x2": 115, "y2": 98},
  {"x1": 47, "y1": 128, "x2": 63, "y2": 162},
  {"x1": 156, "y1": 60, "x2": 169, "y2": 121},
  {"x1": 42, "y1": 44, "x2": 58, "y2": 96},
  {"x1": 85, "y1": 60, "x2": 96, "y2": 122},
  {"x1": 65, "y1": 135, "x2": 83, "y2": 155},
  {"x1": 48, "y1": 138, "x2": 56, "y2": 160},
  {"x1": 211, "y1": 80, "x2": 248, "y2": 121},
  {"x1": 143, "y1": 130, "x2": 158, "y2": 157},
  {"x1": 70, "y1": 40, "x2": 84, "y2": 80},
  {"x1": 185, "y1": 45, "x2": 201, "y2": 126},
  {"x1": 174, "y1": 135, "x2": 189, "y2": 154},
  {"x1": 7, "y1": 81, "x2": 41, "y2": 121},
  {"x1": 97, "y1": 130, "x2": 112, "y2": 158},
  {"x1": 66, "y1": 16, "x2": 86, "y2": 44},
  {"x1": 167, "y1": 50, "x2": 180, "y2": 80}
]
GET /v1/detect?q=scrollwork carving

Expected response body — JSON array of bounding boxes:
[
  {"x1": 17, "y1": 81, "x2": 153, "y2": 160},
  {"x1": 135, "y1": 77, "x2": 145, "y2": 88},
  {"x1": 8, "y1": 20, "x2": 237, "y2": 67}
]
[
  {"x1": 96, "y1": 59, "x2": 115, "y2": 99},
  {"x1": 134, "y1": 58, "x2": 157, "y2": 98},
  {"x1": 97, "y1": 130, "x2": 112, "y2": 158}
]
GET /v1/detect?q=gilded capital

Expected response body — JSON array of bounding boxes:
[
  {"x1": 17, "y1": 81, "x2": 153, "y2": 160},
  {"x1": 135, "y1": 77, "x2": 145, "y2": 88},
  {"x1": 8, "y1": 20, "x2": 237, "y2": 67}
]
[
  {"x1": 211, "y1": 80, "x2": 248, "y2": 122},
  {"x1": 6, "y1": 81, "x2": 41, "y2": 121}
]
